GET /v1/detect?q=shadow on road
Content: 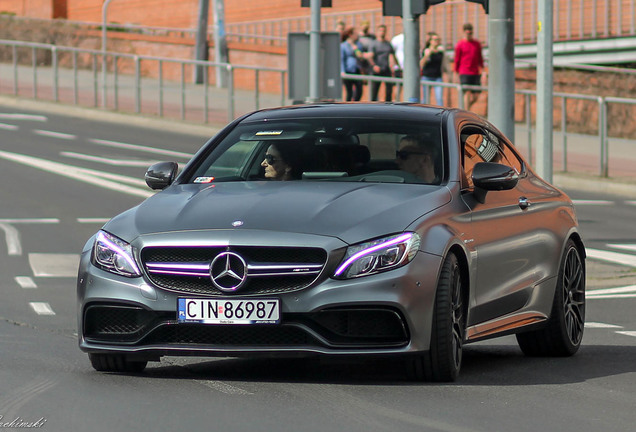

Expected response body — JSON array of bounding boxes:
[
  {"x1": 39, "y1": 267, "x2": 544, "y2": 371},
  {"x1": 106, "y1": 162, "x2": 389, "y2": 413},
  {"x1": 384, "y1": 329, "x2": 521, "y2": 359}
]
[{"x1": 136, "y1": 343, "x2": 636, "y2": 386}]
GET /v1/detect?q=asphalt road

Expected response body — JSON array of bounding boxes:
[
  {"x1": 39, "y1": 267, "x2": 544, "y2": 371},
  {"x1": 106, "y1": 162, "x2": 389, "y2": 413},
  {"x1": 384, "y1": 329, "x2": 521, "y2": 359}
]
[{"x1": 0, "y1": 104, "x2": 634, "y2": 432}]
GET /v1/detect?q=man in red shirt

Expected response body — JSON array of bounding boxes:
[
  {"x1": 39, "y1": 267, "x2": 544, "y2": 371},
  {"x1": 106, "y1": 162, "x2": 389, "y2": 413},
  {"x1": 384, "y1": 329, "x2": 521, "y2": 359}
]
[{"x1": 454, "y1": 23, "x2": 484, "y2": 111}]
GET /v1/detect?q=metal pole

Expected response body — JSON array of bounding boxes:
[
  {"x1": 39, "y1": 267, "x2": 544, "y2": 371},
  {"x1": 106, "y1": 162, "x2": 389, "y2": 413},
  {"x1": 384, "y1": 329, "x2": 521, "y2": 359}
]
[
  {"x1": 195, "y1": 0, "x2": 210, "y2": 84},
  {"x1": 102, "y1": 0, "x2": 115, "y2": 108},
  {"x1": 536, "y1": 0, "x2": 553, "y2": 182},
  {"x1": 307, "y1": 0, "x2": 321, "y2": 103},
  {"x1": 213, "y1": 0, "x2": 229, "y2": 88},
  {"x1": 487, "y1": 0, "x2": 515, "y2": 139},
  {"x1": 403, "y1": 0, "x2": 421, "y2": 103}
]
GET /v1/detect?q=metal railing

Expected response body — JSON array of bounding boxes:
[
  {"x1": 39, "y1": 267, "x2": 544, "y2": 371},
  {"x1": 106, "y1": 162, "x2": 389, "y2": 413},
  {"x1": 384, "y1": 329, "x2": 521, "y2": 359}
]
[
  {"x1": 0, "y1": 39, "x2": 286, "y2": 124},
  {"x1": 1, "y1": 39, "x2": 636, "y2": 179}
]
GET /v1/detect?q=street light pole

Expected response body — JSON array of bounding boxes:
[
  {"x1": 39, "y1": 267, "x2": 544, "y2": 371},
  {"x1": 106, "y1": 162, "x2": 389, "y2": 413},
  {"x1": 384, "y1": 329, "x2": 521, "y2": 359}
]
[
  {"x1": 402, "y1": 0, "x2": 421, "y2": 102},
  {"x1": 101, "y1": 0, "x2": 115, "y2": 108},
  {"x1": 536, "y1": 0, "x2": 554, "y2": 182},
  {"x1": 307, "y1": 0, "x2": 321, "y2": 103}
]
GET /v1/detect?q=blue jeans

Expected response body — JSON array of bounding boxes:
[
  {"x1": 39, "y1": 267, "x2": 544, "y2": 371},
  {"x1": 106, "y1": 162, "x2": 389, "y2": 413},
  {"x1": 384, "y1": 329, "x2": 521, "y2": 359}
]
[{"x1": 421, "y1": 76, "x2": 444, "y2": 106}]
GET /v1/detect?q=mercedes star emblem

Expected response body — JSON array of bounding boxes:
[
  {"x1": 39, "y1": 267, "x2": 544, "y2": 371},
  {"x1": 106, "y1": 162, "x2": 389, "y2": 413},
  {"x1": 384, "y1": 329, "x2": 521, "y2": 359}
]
[{"x1": 210, "y1": 251, "x2": 248, "y2": 292}]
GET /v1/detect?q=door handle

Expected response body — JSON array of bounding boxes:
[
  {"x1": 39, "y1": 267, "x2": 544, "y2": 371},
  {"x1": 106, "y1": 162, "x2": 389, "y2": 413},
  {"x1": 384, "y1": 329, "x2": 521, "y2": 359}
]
[{"x1": 518, "y1": 197, "x2": 530, "y2": 210}]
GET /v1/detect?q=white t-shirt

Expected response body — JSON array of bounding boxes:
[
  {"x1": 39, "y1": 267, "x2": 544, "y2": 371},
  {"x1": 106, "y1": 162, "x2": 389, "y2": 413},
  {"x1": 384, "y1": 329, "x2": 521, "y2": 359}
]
[{"x1": 391, "y1": 33, "x2": 404, "y2": 70}]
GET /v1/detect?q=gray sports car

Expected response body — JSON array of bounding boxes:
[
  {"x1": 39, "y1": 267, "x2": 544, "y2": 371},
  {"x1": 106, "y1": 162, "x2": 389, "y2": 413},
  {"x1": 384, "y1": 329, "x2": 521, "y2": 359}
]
[{"x1": 77, "y1": 103, "x2": 586, "y2": 381}]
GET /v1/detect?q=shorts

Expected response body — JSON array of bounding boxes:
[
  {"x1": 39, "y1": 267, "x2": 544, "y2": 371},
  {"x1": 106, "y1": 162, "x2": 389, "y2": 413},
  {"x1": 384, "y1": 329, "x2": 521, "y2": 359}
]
[{"x1": 459, "y1": 74, "x2": 482, "y2": 93}]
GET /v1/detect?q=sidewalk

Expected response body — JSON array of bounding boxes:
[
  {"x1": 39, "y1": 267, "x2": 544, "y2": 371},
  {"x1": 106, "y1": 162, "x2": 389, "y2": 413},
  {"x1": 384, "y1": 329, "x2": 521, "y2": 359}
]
[{"x1": 1, "y1": 62, "x2": 635, "y2": 197}]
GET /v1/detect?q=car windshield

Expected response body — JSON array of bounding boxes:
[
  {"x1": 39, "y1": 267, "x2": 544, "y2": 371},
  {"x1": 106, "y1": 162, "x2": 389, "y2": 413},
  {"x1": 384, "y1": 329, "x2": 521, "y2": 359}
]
[{"x1": 188, "y1": 117, "x2": 443, "y2": 185}]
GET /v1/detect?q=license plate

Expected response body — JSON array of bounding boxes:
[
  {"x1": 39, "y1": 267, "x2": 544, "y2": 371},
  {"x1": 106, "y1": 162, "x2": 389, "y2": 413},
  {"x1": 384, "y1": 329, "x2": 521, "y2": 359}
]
[{"x1": 177, "y1": 298, "x2": 280, "y2": 324}]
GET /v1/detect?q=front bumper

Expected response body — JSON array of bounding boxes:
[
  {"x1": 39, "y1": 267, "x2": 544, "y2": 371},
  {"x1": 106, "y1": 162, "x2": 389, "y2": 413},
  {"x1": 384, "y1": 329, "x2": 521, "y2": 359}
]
[{"x1": 77, "y1": 250, "x2": 442, "y2": 359}]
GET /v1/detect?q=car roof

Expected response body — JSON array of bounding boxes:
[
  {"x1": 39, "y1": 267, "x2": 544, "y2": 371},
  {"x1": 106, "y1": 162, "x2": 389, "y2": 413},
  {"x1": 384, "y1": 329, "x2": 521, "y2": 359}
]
[{"x1": 240, "y1": 102, "x2": 452, "y2": 123}]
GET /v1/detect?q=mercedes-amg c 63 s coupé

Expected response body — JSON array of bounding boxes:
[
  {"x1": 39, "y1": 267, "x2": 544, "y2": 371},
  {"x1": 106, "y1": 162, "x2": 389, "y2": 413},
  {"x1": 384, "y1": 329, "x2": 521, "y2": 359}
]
[{"x1": 77, "y1": 103, "x2": 586, "y2": 381}]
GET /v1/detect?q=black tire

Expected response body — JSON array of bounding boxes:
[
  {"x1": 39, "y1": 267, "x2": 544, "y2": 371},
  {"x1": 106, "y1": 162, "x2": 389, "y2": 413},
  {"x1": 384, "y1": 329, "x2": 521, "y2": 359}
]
[
  {"x1": 88, "y1": 353, "x2": 148, "y2": 373},
  {"x1": 408, "y1": 252, "x2": 466, "y2": 382},
  {"x1": 516, "y1": 239, "x2": 585, "y2": 356}
]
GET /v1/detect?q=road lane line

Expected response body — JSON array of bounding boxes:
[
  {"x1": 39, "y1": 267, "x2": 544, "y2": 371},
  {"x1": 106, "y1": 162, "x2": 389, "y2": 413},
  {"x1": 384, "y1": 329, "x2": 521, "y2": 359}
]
[
  {"x1": 0, "y1": 223, "x2": 22, "y2": 255},
  {"x1": 0, "y1": 218, "x2": 59, "y2": 224},
  {"x1": 77, "y1": 218, "x2": 111, "y2": 224},
  {"x1": 0, "y1": 122, "x2": 18, "y2": 130},
  {"x1": 585, "y1": 248, "x2": 636, "y2": 268},
  {"x1": 89, "y1": 138, "x2": 193, "y2": 159},
  {"x1": 587, "y1": 285, "x2": 636, "y2": 296},
  {"x1": 33, "y1": 129, "x2": 76, "y2": 140},
  {"x1": 616, "y1": 331, "x2": 636, "y2": 337},
  {"x1": 0, "y1": 150, "x2": 153, "y2": 198},
  {"x1": 572, "y1": 200, "x2": 614, "y2": 205},
  {"x1": 28, "y1": 253, "x2": 80, "y2": 277},
  {"x1": 61, "y1": 151, "x2": 159, "y2": 167},
  {"x1": 29, "y1": 302, "x2": 55, "y2": 315},
  {"x1": 199, "y1": 380, "x2": 253, "y2": 395},
  {"x1": 607, "y1": 244, "x2": 636, "y2": 253},
  {"x1": 585, "y1": 322, "x2": 623, "y2": 329},
  {"x1": 0, "y1": 113, "x2": 47, "y2": 121},
  {"x1": 15, "y1": 276, "x2": 37, "y2": 289}
]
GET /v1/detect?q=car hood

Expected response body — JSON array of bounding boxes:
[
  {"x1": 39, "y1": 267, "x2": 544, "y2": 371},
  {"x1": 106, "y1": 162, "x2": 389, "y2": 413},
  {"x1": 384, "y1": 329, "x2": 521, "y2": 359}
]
[{"x1": 104, "y1": 182, "x2": 451, "y2": 244}]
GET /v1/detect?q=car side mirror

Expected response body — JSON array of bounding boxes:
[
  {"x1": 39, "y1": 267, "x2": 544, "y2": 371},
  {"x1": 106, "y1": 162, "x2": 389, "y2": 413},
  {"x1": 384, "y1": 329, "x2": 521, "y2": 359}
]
[
  {"x1": 145, "y1": 161, "x2": 178, "y2": 190},
  {"x1": 471, "y1": 162, "x2": 519, "y2": 203}
]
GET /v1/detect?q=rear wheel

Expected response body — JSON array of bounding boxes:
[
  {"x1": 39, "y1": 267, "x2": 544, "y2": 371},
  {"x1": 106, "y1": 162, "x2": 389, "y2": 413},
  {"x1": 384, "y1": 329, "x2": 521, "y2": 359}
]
[
  {"x1": 408, "y1": 252, "x2": 466, "y2": 382},
  {"x1": 88, "y1": 353, "x2": 148, "y2": 373},
  {"x1": 516, "y1": 239, "x2": 585, "y2": 356}
]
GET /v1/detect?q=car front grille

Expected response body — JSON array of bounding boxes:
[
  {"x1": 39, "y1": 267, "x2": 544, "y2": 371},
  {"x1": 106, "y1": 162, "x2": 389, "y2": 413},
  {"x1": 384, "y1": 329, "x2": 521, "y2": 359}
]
[{"x1": 140, "y1": 246, "x2": 328, "y2": 296}]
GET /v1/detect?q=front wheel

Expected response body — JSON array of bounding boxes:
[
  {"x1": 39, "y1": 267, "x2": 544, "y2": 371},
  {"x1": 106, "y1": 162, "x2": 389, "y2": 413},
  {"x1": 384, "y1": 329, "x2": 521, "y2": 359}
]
[
  {"x1": 408, "y1": 252, "x2": 466, "y2": 382},
  {"x1": 88, "y1": 353, "x2": 148, "y2": 373},
  {"x1": 516, "y1": 239, "x2": 585, "y2": 356}
]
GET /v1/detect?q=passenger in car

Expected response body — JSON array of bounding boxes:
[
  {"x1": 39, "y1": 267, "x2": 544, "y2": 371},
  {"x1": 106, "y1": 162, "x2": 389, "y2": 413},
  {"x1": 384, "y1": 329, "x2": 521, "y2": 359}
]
[
  {"x1": 396, "y1": 135, "x2": 438, "y2": 183},
  {"x1": 261, "y1": 141, "x2": 302, "y2": 181}
]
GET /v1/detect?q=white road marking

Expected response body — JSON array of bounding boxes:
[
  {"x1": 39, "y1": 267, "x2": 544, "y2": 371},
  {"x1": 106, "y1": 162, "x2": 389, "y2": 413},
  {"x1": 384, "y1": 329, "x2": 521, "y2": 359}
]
[
  {"x1": 0, "y1": 113, "x2": 47, "y2": 121},
  {"x1": 616, "y1": 331, "x2": 636, "y2": 338},
  {"x1": 77, "y1": 218, "x2": 110, "y2": 224},
  {"x1": 572, "y1": 200, "x2": 614, "y2": 205},
  {"x1": 0, "y1": 123, "x2": 18, "y2": 130},
  {"x1": 0, "y1": 223, "x2": 22, "y2": 255},
  {"x1": 0, "y1": 219, "x2": 59, "y2": 256},
  {"x1": 607, "y1": 244, "x2": 636, "y2": 253},
  {"x1": 587, "y1": 285, "x2": 636, "y2": 296},
  {"x1": 199, "y1": 380, "x2": 253, "y2": 395},
  {"x1": 585, "y1": 322, "x2": 622, "y2": 329},
  {"x1": 0, "y1": 150, "x2": 153, "y2": 198},
  {"x1": 33, "y1": 129, "x2": 76, "y2": 140},
  {"x1": 585, "y1": 248, "x2": 636, "y2": 268},
  {"x1": 626, "y1": 201, "x2": 636, "y2": 206},
  {"x1": 89, "y1": 138, "x2": 193, "y2": 159},
  {"x1": 0, "y1": 218, "x2": 60, "y2": 224},
  {"x1": 28, "y1": 253, "x2": 80, "y2": 277},
  {"x1": 29, "y1": 302, "x2": 55, "y2": 315},
  {"x1": 15, "y1": 276, "x2": 37, "y2": 289},
  {"x1": 61, "y1": 151, "x2": 159, "y2": 167}
]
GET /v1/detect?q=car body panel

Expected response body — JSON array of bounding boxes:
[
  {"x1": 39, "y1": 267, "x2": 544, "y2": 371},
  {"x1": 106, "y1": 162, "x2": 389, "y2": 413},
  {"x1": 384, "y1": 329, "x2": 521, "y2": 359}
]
[{"x1": 77, "y1": 103, "x2": 584, "y2": 369}]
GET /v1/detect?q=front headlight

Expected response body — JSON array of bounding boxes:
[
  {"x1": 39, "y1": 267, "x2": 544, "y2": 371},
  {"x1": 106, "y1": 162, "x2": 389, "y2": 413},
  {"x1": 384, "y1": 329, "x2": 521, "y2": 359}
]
[
  {"x1": 92, "y1": 230, "x2": 141, "y2": 277},
  {"x1": 334, "y1": 232, "x2": 420, "y2": 279}
]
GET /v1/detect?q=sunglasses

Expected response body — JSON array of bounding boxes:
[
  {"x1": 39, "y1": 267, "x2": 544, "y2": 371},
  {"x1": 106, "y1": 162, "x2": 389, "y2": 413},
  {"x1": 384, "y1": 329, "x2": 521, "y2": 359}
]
[
  {"x1": 396, "y1": 150, "x2": 427, "y2": 160},
  {"x1": 263, "y1": 154, "x2": 277, "y2": 164}
]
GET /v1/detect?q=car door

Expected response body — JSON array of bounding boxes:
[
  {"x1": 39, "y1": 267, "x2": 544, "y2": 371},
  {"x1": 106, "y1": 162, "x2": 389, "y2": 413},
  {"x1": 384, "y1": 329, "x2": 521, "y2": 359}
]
[{"x1": 459, "y1": 124, "x2": 556, "y2": 328}]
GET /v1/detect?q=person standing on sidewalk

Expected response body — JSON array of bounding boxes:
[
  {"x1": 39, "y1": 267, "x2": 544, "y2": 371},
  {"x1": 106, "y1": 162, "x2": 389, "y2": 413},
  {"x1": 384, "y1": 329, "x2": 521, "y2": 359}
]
[
  {"x1": 370, "y1": 25, "x2": 399, "y2": 101},
  {"x1": 453, "y1": 23, "x2": 484, "y2": 111},
  {"x1": 420, "y1": 32, "x2": 449, "y2": 105},
  {"x1": 340, "y1": 27, "x2": 364, "y2": 101}
]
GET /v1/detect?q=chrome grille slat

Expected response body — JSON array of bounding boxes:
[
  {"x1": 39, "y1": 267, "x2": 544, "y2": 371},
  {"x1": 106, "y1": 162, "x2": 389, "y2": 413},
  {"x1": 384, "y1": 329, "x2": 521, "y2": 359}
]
[{"x1": 141, "y1": 246, "x2": 327, "y2": 295}]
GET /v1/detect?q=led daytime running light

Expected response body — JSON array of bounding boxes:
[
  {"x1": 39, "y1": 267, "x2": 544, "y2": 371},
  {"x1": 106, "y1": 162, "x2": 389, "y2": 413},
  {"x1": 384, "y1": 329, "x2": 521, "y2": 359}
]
[
  {"x1": 96, "y1": 231, "x2": 140, "y2": 275},
  {"x1": 334, "y1": 233, "x2": 414, "y2": 277}
]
